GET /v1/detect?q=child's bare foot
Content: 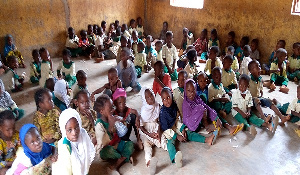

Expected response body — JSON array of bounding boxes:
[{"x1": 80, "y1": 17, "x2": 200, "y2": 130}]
[
  {"x1": 175, "y1": 151, "x2": 183, "y2": 168},
  {"x1": 267, "y1": 116, "x2": 279, "y2": 133},
  {"x1": 270, "y1": 83, "x2": 276, "y2": 90},
  {"x1": 263, "y1": 80, "x2": 271, "y2": 87},
  {"x1": 107, "y1": 167, "x2": 120, "y2": 175},
  {"x1": 279, "y1": 115, "x2": 290, "y2": 125},
  {"x1": 249, "y1": 125, "x2": 257, "y2": 137},
  {"x1": 219, "y1": 110, "x2": 226, "y2": 118},
  {"x1": 137, "y1": 139, "x2": 144, "y2": 150},
  {"x1": 130, "y1": 156, "x2": 134, "y2": 165},
  {"x1": 279, "y1": 86, "x2": 289, "y2": 94},
  {"x1": 264, "y1": 114, "x2": 272, "y2": 123},
  {"x1": 205, "y1": 133, "x2": 215, "y2": 145},
  {"x1": 149, "y1": 157, "x2": 158, "y2": 175}
]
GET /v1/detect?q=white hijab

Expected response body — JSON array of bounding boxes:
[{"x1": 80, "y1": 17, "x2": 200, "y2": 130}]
[
  {"x1": 59, "y1": 108, "x2": 95, "y2": 175},
  {"x1": 140, "y1": 87, "x2": 160, "y2": 123},
  {"x1": 54, "y1": 79, "x2": 70, "y2": 106}
]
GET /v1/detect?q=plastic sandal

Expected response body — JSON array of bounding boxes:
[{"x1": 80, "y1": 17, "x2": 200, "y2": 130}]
[{"x1": 231, "y1": 123, "x2": 244, "y2": 136}]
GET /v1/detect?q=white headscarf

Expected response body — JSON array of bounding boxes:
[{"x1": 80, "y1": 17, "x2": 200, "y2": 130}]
[
  {"x1": 54, "y1": 79, "x2": 70, "y2": 106},
  {"x1": 59, "y1": 108, "x2": 95, "y2": 175},
  {"x1": 0, "y1": 79, "x2": 15, "y2": 108},
  {"x1": 140, "y1": 87, "x2": 160, "y2": 124}
]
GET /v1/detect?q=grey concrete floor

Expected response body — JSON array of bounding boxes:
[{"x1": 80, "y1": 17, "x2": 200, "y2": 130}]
[{"x1": 11, "y1": 57, "x2": 300, "y2": 175}]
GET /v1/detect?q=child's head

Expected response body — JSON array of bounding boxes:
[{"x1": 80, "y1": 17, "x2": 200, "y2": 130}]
[
  {"x1": 276, "y1": 48, "x2": 287, "y2": 63},
  {"x1": 68, "y1": 27, "x2": 75, "y2": 39},
  {"x1": 165, "y1": 31, "x2": 173, "y2": 45},
  {"x1": 211, "y1": 67, "x2": 222, "y2": 85},
  {"x1": 80, "y1": 30, "x2": 87, "y2": 39},
  {"x1": 208, "y1": 46, "x2": 219, "y2": 60},
  {"x1": 59, "y1": 109, "x2": 81, "y2": 142},
  {"x1": 183, "y1": 27, "x2": 189, "y2": 37},
  {"x1": 297, "y1": 85, "x2": 300, "y2": 100},
  {"x1": 163, "y1": 21, "x2": 168, "y2": 30},
  {"x1": 250, "y1": 39, "x2": 259, "y2": 52},
  {"x1": 143, "y1": 88, "x2": 155, "y2": 105},
  {"x1": 93, "y1": 24, "x2": 98, "y2": 34},
  {"x1": 108, "y1": 68, "x2": 119, "y2": 87},
  {"x1": 74, "y1": 90, "x2": 90, "y2": 112},
  {"x1": 130, "y1": 19, "x2": 136, "y2": 28},
  {"x1": 146, "y1": 35, "x2": 153, "y2": 47},
  {"x1": 248, "y1": 60, "x2": 261, "y2": 78},
  {"x1": 45, "y1": 78, "x2": 55, "y2": 92},
  {"x1": 210, "y1": 29, "x2": 218, "y2": 40},
  {"x1": 227, "y1": 46, "x2": 235, "y2": 56},
  {"x1": 121, "y1": 24, "x2": 128, "y2": 32},
  {"x1": 197, "y1": 72, "x2": 208, "y2": 90},
  {"x1": 154, "y1": 60, "x2": 164, "y2": 77},
  {"x1": 243, "y1": 45, "x2": 251, "y2": 57},
  {"x1": 32, "y1": 49, "x2": 41, "y2": 63},
  {"x1": 137, "y1": 17, "x2": 142, "y2": 25},
  {"x1": 120, "y1": 35, "x2": 128, "y2": 47},
  {"x1": 97, "y1": 27, "x2": 103, "y2": 36},
  {"x1": 227, "y1": 31, "x2": 236, "y2": 43},
  {"x1": 276, "y1": 40, "x2": 286, "y2": 50},
  {"x1": 155, "y1": 40, "x2": 163, "y2": 52},
  {"x1": 223, "y1": 55, "x2": 233, "y2": 70},
  {"x1": 87, "y1": 24, "x2": 93, "y2": 35},
  {"x1": 132, "y1": 30, "x2": 138, "y2": 40},
  {"x1": 20, "y1": 124, "x2": 43, "y2": 153},
  {"x1": 39, "y1": 47, "x2": 50, "y2": 62},
  {"x1": 120, "y1": 47, "x2": 130, "y2": 62},
  {"x1": 177, "y1": 70, "x2": 188, "y2": 89},
  {"x1": 0, "y1": 110, "x2": 16, "y2": 140},
  {"x1": 115, "y1": 20, "x2": 120, "y2": 28},
  {"x1": 7, "y1": 56, "x2": 19, "y2": 69},
  {"x1": 101, "y1": 21, "x2": 107, "y2": 31},
  {"x1": 240, "y1": 36, "x2": 250, "y2": 48},
  {"x1": 186, "y1": 49, "x2": 197, "y2": 64},
  {"x1": 35, "y1": 88, "x2": 54, "y2": 111},
  {"x1": 185, "y1": 79, "x2": 197, "y2": 101},
  {"x1": 62, "y1": 49, "x2": 71, "y2": 64},
  {"x1": 292, "y1": 42, "x2": 300, "y2": 56},
  {"x1": 161, "y1": 87, "x2": 173, "y2": 107},
  {"x1": 76, "y1": 70, "x2": 87, "y2": 87},
  {"x1": 137, "y1": 41, "x2": 145, "y2": 53},
  {"x1": 200, "y1": 29, "x2": 207, "y2": 40},
  {"x1": 94, "y1": 94, "x2": 113, "y2": 118},
  {"x1": 5, "y1": 35, "x2": 13, "y2": 46},
  {"x1": 238, "y1": 74, "x2": 250, "y2": 93},
  {"x1": 112, "y1": 88, "x2": 127, "y2": 113}
]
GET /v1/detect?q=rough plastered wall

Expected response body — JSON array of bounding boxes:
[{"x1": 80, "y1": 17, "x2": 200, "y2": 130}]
[
  {"x1": 0, "y1": 0, "x2": 144, "y2": 61},
  {"x1": 145, "y1": 0, "x2": 300, "y2": 62}
]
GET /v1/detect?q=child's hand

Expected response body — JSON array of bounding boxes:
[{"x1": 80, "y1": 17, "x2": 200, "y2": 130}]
[
  {"x1": 150, "y1": 132, "x2": 159, "y2": 139},
  {"x1": 205, "y1": 124, "x2": 216, "y2": 133},
  {"x1": 216, "y1": 118, "x2": 222, "y2": 128},
  {"x1": 182, "y1": 129, "x2": 187, "y2": 140},
  {"x1": 50, "y1": 154, "x2": 58, "y2": 162},
  {"x1": 177, "y1": 135, "x2": 186, "y2": 142},
  {"x1": 92, "y1": 137, "x2": 97, "y2": 146}
]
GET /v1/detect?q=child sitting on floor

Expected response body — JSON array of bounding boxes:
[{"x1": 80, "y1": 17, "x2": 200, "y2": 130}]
[
  {"x1": 197, "y1": 72, "x2": 209, "y2": 104},
  {"x1": 73, "y1": 70, "x2": 88, "y2": 98},
  {"x1": 121, "y1": 24, "x2": 131, "y2": 39},
  {"x1": 139, "y1": 87, "x2": 167, "y2": 172},
  {"x1": 52, "y1": 109, "x2": 95, "y2": 175},
  {"x1": 184, "y1": 49, "x2": 198, "y2": 80},
  {"x1": 155, "y1": 40, "x2": 163, "y2": 62},
  {"x1": 268, "y1": 48, "x2": 289, "y2": 93},
  {"x1": 193, "y1": 29, "x2": 208, "y2": 59},
  {"x1": 153, "y1": 61, "x2": 172, "y2": 96},
  {"x1": 57, "y1": 49, "x2": 76, "y2": 87},
  {"x1": 232, "y1": 74, "x2": 278, "y2": 136},
  {"x1": 39, "y1": 47, "x2": 53, "y2": 87},
  {"x1": 159, "y1": 21, "x2": 168, "y2": 42},
  {"x1": 91, "y1": 67, "x2": 122, "y2": 100},
  {"x1": 248, "y1": 60, "x2": 290, "y2": 124},
  {"x1": 45, "y1": 78, "x2": 55, "y2": 97},
  {"x1": 134, "y1": 41, "x2": 147, "y2": 77},
  {"x1": 87, "y1": 24, "x2": 96, "y2": 45},
  {"x1": 204, "y1": 46, "x2": 222, "y2": 78},
  {"x1": 129, "y1": 19, "x2": 136, "y2": 35},
  {"x1": 287, "y1": 42, "x2": 300, "y2": 81},
  {"x1": 208, "y1": 29, "x2": 220, "y2": 49},
  {"x1": 65, "y1": 27, "x2": 81, "y2": 57},
  {"x1": 263, "y1": 40, "x2": 286, "y2": 73},
  {"x1": 94, "y1": 95, "x2": 134, "y2": 174},
  {"x1": 0, "y1": 55, "x2": 24, "y2": 92},
  {"x1": 160, "y1": 87, "x2": 216, "y2": 168},
  {"x1": 222, "y1": 55, "x2": 238, "y2": 95},
  {"x1": 177, "y1": 45, "x2": 195, "y2": 70},
  {"x1": 227, "y1": 46, "x2": 239, "y2": 74},
  {"x1": 173, "y1": 70, "x2": 188, "y2": 117},
  {"x1": 136, "y1": 17, "x2": 144, "y2": 39},
  {"x1": 131, "y1": 30, "x2": 142, "y2": 55},
  {"x1": 208, "y1": 67, "x2": 244, "y2": 135},
  {"x1": 145, "y1": 35, "x2": 157, "y2": 70},
  {"x1": 224, "y1": 31, "x2": 238, "y2": 54},
  {"x1": 0, "y1": 110, "x2": 21, "y2": 174},
  {"x1": 240, "y1": 45, "x2": 252, "y2": 76},
  {"x1": 53, "y1": 79, "x2": 70, "y2": 111},
  {"x1": 235, "y1": 36, "x2": 249, "y2": 62},
  {"x1": 250, "y1": 39, "x2": 260, "y2": 61},
  {"x1": 79, "y1": 30, "x2": 95, "y2": 59},
  {"x1": 116, "y1": 35, "x2": 128, "y2": 64},
  {"x1": 117, "y1": 48, "x2": 141, "y2": 92},
  {"x1": 30, "y1": 49, "x2": 41, "y2": 84},
  {"x1": 74, "y1": 90, "x2": 97, "y2": 145},
  {"x1": 3, "y1": 34, "x2": 25, "y2": 68},
  {"x1": 180, "y1": 28, "x2": 194, "y2": 51},
  {"x1": 162, "y1": 31, "x2": 179, "y2": 81},
  {"x1": 7, "y1": 124, "x2": 57, "y2": 175},
  {"x1": 33, "y1": 88, "x2": 61, "y2": 145}
]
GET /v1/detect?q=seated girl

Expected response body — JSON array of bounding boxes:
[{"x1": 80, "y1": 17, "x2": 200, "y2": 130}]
[
  {"x1": 3, "y1": 34, "x2": 25, "y2": 68},
  {"x1": 53, "y1": 79, "x2": 70, "y2": 111},
  {"x1": 52, "y1": 108, "x2": 95, "y2": 175},
  {"x1": 57, "y1": 49, "x2": 76, "y2": 87},
  {"x1": 30, "y1": 49, "x2": 41, "y2": 84},
  {"x1": 6, "y1": 124, "x2": 57, "y2": 175},
  {"x1": 0, "y1": 79, "x2": 24, "y2": 120}
]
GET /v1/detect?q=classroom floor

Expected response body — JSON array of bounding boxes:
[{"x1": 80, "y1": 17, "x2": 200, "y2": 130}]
[{"x1": 12, "y1": 57, "x2": 300, "y2": 175}]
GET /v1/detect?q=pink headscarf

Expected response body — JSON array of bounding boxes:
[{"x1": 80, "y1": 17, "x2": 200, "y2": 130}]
[{"x1": 112, "y1": 88, "x2": 127, "y2": 101}]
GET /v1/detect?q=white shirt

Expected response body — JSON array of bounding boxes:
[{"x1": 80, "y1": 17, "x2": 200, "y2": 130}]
[
  {"x1": 162, "y1": 44, "x2": 178, "y2": 69},
  {"x1": 231, "y1": 89, "x2": 253, "y2": 116},
  {"x1": 240, "y1": 56, "x2": 252, "y2": 76}
]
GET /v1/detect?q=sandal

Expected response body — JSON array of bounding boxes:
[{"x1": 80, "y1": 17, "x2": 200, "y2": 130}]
[
  {"x1": 231, "y1": 123, "x2": 244, "y2": 136},
  {"x1": 271, "y1": 116, "x2": 279, "y2": 133},
  {"x1": 264, "y1": 114, "x2": 272, "y2": 123},
  {"x1": 212, "y1": 120, "x2": 221, "y2": 136},
  {"x1": 212, "y1": 129, "x2": 219, "y2": 145}
]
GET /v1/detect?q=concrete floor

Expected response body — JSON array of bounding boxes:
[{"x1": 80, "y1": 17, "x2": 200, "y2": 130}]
[{"x1": 11, "y1": 57, "x2": 300, "y2": 175}]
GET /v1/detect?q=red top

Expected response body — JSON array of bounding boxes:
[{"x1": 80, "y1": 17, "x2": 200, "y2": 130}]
[{"x1": 153, "y1": 74, "x2": 172, "y2": 96}]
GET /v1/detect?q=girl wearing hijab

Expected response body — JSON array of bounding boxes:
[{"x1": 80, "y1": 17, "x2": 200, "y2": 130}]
[
  {"x1": 6, "y1": 124, "x2": 55, "y2": 175},
  {"x1": 52, "y1": 108, "x2": 95, "y2": 175},
  {"x1": 3, "y1": 34, "x2": 26, "y2": 68},
  {"x1": 53, "y1": 79, "x2": 70, "y2": 111},
  {"x1": 0, "y1": 79, "x2": 24, "y2": 120},
  {"x1": 159, "y1": 87, "x2": 216, "y2": 168}
]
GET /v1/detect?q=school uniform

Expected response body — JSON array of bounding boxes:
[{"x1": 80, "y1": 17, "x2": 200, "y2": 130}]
[
  {"x1": 249, "y1": 74, "x2": 273, "y2": 108},
  {"x1": 250, "y1": 49, "x2": 260, "y2": 61},
  {"x1": 239, "y1": 56, "x2": 252, "y2": 76},
  {"x1": 57, "y1": 61, "x2": 76, "y2": 87},
  {"x1": 173, "y1": 87, "x2": 184, "y2": 117},
  {"x1": 162, "y1": 43, "x2": 179, "y2": 81},
  {"x1": 196, "y1": 84, "x2": 208, "y2": 104},
  {"x1": 134, "y1": 52, "x2": 147, "y2": 78},
  {"x1": 287, "y1": 55, "x2": 300, "y2": 80},
  {"x1": 270, "y1": 59, "x2": 288, "y2": 86},
  {"x1": 278, "y1": 99, "x2": 300, "y2": 125},
  {"x1": 117, "y1": 60, "x2": 141, "y2": 92},
  {"x1": 207, "y1": 38, "x2": 220, "y2": 49},
  {"x1": 204, "y1": 57, "x2": 222, "y2": 77},
  {"x1": 222, "y1": 68, "x2": 237, "y2": 93},
  {"x1": 184, "y1": 63, "x2": 198, "y2": 79}
]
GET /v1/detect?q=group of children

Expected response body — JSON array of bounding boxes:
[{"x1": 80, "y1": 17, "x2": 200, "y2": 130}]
[{"x1": 0, "y1": 19, "x2": 300, "y2": 175}]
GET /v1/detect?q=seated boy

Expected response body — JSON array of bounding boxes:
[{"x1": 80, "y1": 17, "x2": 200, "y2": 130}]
[
  {"x1": 287, "y1": 42, "x2": 300, "y2": 81},
  {"x1": 66, "y1": 27, "x2": 81, "y2": 57},
  {"x1": 184, "y1": 49, "x2": 198, "y2": 79},
  {"x1": 30, "y1": 49, "x2": 41, "y2": 84},
  {"x1": 116, "y1": 35, "x2": 128, "y2": 64},
  {"x1": 222, "y1": 55, "x2": 237, "y2": 95},
  {"x1": 173, "y1": 70, "x2": 188, "y2": 117},
  {"x1": 248, "y1": 60, "x2": 290, "y2": 124},
  {"x1": 262, "y1": 40, "x2": 286, "y2": 73},
  {"x1": 197, "y1": 72, "x2": 209, "y2": 104},
  {"x1": 226, "y1": 46, "x2": 239, "y2": 74},
  {"x1": 204, "y1": 46, "x2": 222, "y2": 79},
  {"x1": 268, "y1": 48, "x2": 289, "y2": 93},
  {"x1": 250, "y1": 39, "x2": 260, "y2": 61},
  {"x1": 155, "y1": 40, "x2": 163, "y2": 63},
  {"x1": 73, "y1": 70, "x2": 89, "y2": 98},
  {"x1": 134, "y1": 42, "x2": 147, "y2": 78},
  {"x1": 239, "y1": 45, "x2": 252, "y2": 76},
  {"x1": 153, "y1": 61, "x2": 172, "y2": 96},
  {"x1": 145, "y1": 35, "x2": 157, "y2": 69}
]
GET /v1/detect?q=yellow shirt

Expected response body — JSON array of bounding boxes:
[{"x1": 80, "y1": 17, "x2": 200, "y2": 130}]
[
  {"x1": 288, "y1": 55, "x2": 300, "y2": 70},
  {"x1": 270, "y1": 61, "x2": 287, "y2": 78},
  {"x1": 134, "y1": 52, "x2": 147, "y2": 69},
  {"x1": 231, "y1": 56, "x2": 239, "y2": 71},
  {"x1": 222, "y1": 68, "x2": 237, "y2": 88},
  {"x1": 204, "y1": 58, "x2": 222, "y2": 75},
  {"x1": 0, "y1": 131, "x2": 20, "y2": 163},
  {"x1": 208, "y1": 82, "x2": 227, "y2": 103},
  {"x1": 249, "y1": 75, "x2": 263, "y2": 98},
  {"x1": 162, "y1": 44, "x2": 178, "y2": 69}
]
